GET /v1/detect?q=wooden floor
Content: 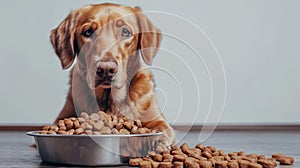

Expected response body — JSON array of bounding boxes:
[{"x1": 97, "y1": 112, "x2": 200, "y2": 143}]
[{"x1": 0, "y1": 129, "x2": 299, "y2": 167}]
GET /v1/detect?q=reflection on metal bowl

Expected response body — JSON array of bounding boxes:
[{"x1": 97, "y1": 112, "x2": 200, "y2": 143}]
[{"x1": 27, "y1": 131, "x2": 163, "y2": 166}]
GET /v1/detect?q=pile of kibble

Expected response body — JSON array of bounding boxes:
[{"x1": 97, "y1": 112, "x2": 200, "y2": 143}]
[
  {"x1": 39, "y1": 111, "x2": 157, "y2": 135},
  {"x1": 129, "y1": 143, "x2": 294, "y2": 168},
  {"x1": 39, "y1": 111, "x2": 295, "y2": 168}
]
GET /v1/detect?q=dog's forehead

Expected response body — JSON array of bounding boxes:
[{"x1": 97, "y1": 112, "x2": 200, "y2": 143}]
[{"x1": 79, "y1": 4, "x2": 137, "y2": 25}]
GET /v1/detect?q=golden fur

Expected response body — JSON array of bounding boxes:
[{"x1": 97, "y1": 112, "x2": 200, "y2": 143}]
[{"x1": 50, "y1": 3, "x2": 175, "y2": 145}]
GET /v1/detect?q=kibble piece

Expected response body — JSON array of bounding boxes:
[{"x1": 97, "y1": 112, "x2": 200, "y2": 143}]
[
  {"x1": 158, "y1": 162, "x2": 173, "y2": 168},
  {"x1": 50, "y1": 125, "x2": 59, "y2": 132},
  {"x1": 187, "y1": 149, "x2": 201, "y2": 160},
  {"x1": 218, "y1": 150, "x2": 225, "y2": 156},
  {"x1": 39, "y1": 130, "x2": 48, "y2": 134},
  {"x1": 57, "y1": 130, "x2": 66, "y2": 134},
  {"x1": 171, "y1": 150, "x2": 184, "y2": 155},
  {"x1": 119, "y1": 128, "x2": 130, "y2": 135},
  {"x1": 278, "y1": 156, "x2": 294, "y2": 165},
  {"x1": 257, "y1": 159, "x2": 275, "y2": 168},
  {"x1": 115, "y1": 122, "x2": 123, "y2": 130},
  {"x1": 131, "y1": 125, "x2": 138, "y2": 134},
  {"x1": 199, "y1": 157, "x2": 208, "y2": 161},
  {"x1": 69, "y1": 117, "x2": 77, "y2": 121},
  {"x1": 82, "y1": 122, "x2": 93, "y2": 130},
  {"x1": 238, "y1": 160, "x2": 249, "y2": 168},
  {"x1": 163, "y1": 151, "x2": 171, "y2": 156},
  {"x1": 199, "y1": 161, "x2": 212, "y2": 168},
  {"x1": 151, "y1": 161, "x2": 160, "y2": 168},
  {"x1": 246, "y1": 154, "x2": 258, "y2": 160},
  {"x1": 66, "y1": 129, "x2": 75, "y2": 135},
  {"x1": 135, "y1": 119, "x2": 143, "y2": 128},
  {"x1": 209, "y1": 159, "x2": 216, "y2": 167},
  {"x1": 93, "y1": 131, "x2": 101, "y2": 135},
  {"x1": 230, "y1": 156, "x2": 241, "y2": 160},
  {"x1": 151, "y1": 129, "x2": 157, "y2": 133},
  {"x1": 156, "y1": 145, "x2": 165, "y2": 154},
  {"x1": 266, "y1": 158, "x2": 277, "y2": 167},
  {"x1": 171, "y1": 145, "x2": 181, "y2": 151},
  {"x1": 118, "y1": 117, "x2": 124, "y2": 124},
  {"x1": 139, "y1": 160, "x2": 151, "y2": 168},
  {"x1": 111, "y1": 128, "x2": 119, "y2": 134},
  {"x1": 241, "y1": 156, "x2": 256, "y2": 163},
  {"x1": 85, "y1": 129, "x2": 93, "y2": 135},
  {"x1": 106, "y1": 120, "x2": 114, "y2": 129},
  {"x1": 228, "y1": 152, "x2": 238, "y2": 158},
  {"x1": 137, "y1": 128, "x2": 148, "y2": 134},
  {"x1": 202, "y1": 147, "x2": 212, "y2": 153},
  {"x1": 173, "y1": 161, "x2": 184, "y2": 168},
  {"x1": 202, "y1": 151, "x2": 212, "y2": 159},
  {"x1": 147, "y1": 151, "x2": 156, "y2": 157},
  {"x1": 215, "y1": 161, "x2": 227, "y2": 168},
  {"x1": 271, "y1": 153, "x2": 285, "y2": 160},
  {"x1": 212, "y1": 156, "x2": 224, "y2": 161},
  {"x1": 57, "y1": 121, "x2": 65, "y2": 128},
  {"x1": 87, "y1": 119, "x2": 96, "y2": 126},
  {"x1": 180, "y1": 143, "x2": 190, "y2": 154},
  {"x1": 143, "y1": 157, "x2": 153, "y2": 162},
  {"x1": 237, "y1": 151, "x2": 245, "y2": 156},
  {"x1": 184, "y1": 157, "x2": 200, "y2": 168},
  {"x1": 224, "y1": 155, "x2": 231, "y2": 161},
  {"x1": 80, "y1": 112, "x2": 89, "y2": 119},
  {"x1": 154, "y1": 154, "x2": 163, "y2": 162},
  {"x1": 78, "y1": 117, "x2": 85, "y2": 123},
  {"x1": 195, "y1": 144, "x2": 204, "y2": 150},
  {"x1": 59, "y1": 126, "x2": 67, "y2": 131},
  {"x1": 212, "y1": 151, "x2": 220, "y2": 157},
  {"x1": 174, "y1": 155, "x2": 186, "y2": 162},
  {"x1": 123, "y1": 121, "x2": 134, "y2": 130},
  {"x1": 74, "y1": 127, "x2": 84, "y2": 134},
  {"x1": 129, "y1": 158, "x2": 143, "y2": 166},
  {"x1": 257, "y1": 155, "x2": 265, "y2": 160},
  {"x1": 247, "y1": 162, "x2": 263, "y2": 168},
  {"x1": 89, "y1": 113, "x2": 100, "y2": 121},
  {"x1": 93, "y1": 121, "x2": 104, "y2": 131},
  {"x1": 47, "y1": 130, "x2": 56, "y2": 134},
  {"x1": 73, "y1": 120, "x2": 81, "y2": 129},
  {"x1": 227, "y1": 160, "x2": 239, "y2": 168},
  {"x1": 163, "y1": 154, "x2": 173, "y2": 162},
  {"x1": 100, "y1": 126, "x2": 111, "y2": 134},
  {"x1": 42, "y1": 125, "x2": 50, "y2": 131},
  {"x1": 207, "y1": 146, "x2": 216, "y2": 153}
]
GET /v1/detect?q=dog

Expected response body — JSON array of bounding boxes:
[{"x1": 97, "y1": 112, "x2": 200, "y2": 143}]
[{"x1": 50, "y1": 3, "x2": 175, "y2": 145}]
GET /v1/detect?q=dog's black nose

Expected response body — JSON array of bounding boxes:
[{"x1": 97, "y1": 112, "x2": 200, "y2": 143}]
[{"x1": 96, "y1": 61, "x2": 118, "y2": 78}]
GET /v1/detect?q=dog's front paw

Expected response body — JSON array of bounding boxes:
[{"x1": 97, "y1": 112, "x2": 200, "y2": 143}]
[{"x1": 143, "y1": 120, "x2": 176, "y2": 146}]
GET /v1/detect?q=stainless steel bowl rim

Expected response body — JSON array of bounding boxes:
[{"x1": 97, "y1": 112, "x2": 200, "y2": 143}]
[{"x1": 27, "y1": 131, "x2": 163, "y2": 138}]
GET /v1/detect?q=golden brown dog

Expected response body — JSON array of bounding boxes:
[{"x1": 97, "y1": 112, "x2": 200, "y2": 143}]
[{"x1": 50, "y1": 3, "x2": 175, "y2": 145}]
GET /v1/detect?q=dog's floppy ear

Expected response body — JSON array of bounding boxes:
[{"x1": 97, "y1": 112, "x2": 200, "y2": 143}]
[
  {"x1": 50, "y1": 11, "x2": 78, "y2": 69},
  {"x1": 134, "y1": 7, "x2": 162, "y2": 65}
]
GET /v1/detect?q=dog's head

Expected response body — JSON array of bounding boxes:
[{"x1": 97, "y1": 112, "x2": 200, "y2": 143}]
[{"x1": 50, "y1": 3, "x2": 161, "y2": 89}]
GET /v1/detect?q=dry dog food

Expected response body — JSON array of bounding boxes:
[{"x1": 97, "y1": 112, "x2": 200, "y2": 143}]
[
  {"x1": 272, "y1": 153, "x2": 295, "y2": 165},
  {"x1": 129, "y1": 143, "x2": 294, "y2": 168},
  {"x1": 39, "y1": 111, "x2": 158, "y2": 135}
]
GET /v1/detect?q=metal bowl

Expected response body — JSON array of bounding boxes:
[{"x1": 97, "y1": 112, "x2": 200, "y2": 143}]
[{"x1": 27, "y1": 131, "x2": 163, "y2": 166}]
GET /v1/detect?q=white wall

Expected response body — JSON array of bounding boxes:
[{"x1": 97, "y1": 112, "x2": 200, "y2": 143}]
[{"x1": 0, "y1": 0, "x2": 299, "y2": 125}]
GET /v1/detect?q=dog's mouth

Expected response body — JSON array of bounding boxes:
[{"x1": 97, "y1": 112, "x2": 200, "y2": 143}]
[{"x1": 95, "y1": 79, "x2": 113, "y2": 89}]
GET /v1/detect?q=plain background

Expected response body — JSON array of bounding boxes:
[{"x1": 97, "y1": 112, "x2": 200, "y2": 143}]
[{"x1": 0, "y1": 0, "x2": 299, "y2": 125}]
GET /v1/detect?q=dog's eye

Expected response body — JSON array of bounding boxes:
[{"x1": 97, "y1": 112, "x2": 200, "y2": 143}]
[
  {"x1": 82, "y1": 28, "x2": 94, "y2": 38},
  {"x1": 121, "y1": 28, "x2": 131, "y2": 38}
]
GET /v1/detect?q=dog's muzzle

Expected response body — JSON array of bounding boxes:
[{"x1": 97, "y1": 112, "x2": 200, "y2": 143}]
[{"x1": 95, "y1": 61, "x2": 118, "y2": 87}]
